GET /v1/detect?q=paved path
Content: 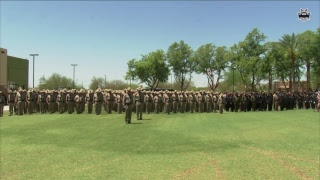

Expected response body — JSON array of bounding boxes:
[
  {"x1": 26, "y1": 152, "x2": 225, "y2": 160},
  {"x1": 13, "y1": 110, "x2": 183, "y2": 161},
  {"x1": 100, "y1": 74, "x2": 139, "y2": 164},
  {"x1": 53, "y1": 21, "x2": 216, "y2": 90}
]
[{"x1": 4, "y1": 105, "x2": 9, "y2": 111}]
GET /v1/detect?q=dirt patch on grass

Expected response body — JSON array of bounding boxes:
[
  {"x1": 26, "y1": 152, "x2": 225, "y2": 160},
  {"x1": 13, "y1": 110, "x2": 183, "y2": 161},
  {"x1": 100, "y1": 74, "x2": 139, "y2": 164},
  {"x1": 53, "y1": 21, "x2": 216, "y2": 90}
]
[
  {"x1": 172, "y1": 162, "x2": 206, "y2": 179},
  {"x1": 241, "y1": 144, "x2": 313, "y2": 180},
  {"x1": 212, "y1": 160, "x2": 225, "y2": 179},
  {"x1": 171, "y1": 160, "x2": 224, "y2": 179}
]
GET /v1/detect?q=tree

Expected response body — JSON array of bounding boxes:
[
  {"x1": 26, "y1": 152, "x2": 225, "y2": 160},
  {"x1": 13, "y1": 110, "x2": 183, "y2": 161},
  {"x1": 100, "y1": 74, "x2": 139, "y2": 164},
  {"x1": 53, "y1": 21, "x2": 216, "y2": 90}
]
[
  {"x1": 167, "y1": 40, "x2": 195, "y2": 91},
  {"x1": 261, "y1": 42, "x2": 277, "y2": 91},
  {"x1": 227, "y1": 43, "x2": 250, "y2": 89},
  {"x1": 89, "y1": 76, "x2": 105, "y2": 90},
  {"x1": 132, "y1": 50, "x2": 170, "y2": 89},
  {"x1": 297, "y1": 30, "x2": 317, "y2": 89},
  {"x1": 38, "y1": 73, "x2": 80, "y2": 90},
  {"x1": 272, "y1": 43, "x2": 291, "y2": 90},
  {"x1": 311, "y1": 28, "x2": 320, "y2": 90},
  {"x1": 222, "y1": 68, "x2": 249, "y2": 92},
  {"x1": 156, "y1": 80, "x2": 196, "y2": 90},
  {"x1": 125, "y1": 59, "x2": 137, "y2": 88},
  {"x1": 240, "y1": 28, "x2": 267, "y2": 91},
  {"x1": 193, "y1": 43, "x2": 228, "y2": 91},
  {"x1": 279, "y1": 33, "x2": 300, "y2": 92}
]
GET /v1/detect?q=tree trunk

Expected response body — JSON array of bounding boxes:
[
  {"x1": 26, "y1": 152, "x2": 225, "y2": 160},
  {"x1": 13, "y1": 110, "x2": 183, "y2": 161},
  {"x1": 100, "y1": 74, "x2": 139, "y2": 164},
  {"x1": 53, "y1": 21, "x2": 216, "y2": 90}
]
[
  {"x1": 291, "y1": 53, "x2": 296, "y2": 92},
  {"x1": 288, "y1": 74, "x2": 292, "y2": 92},
  {"x1": 306, "y1": 62, "x2": 310, "y2": 90},
  {"x1": 268, "y1": 70, "x2": 272, "y2": 91},
  {"x1": 251, "y1": 71, "x2": 255, "y2": 91}
]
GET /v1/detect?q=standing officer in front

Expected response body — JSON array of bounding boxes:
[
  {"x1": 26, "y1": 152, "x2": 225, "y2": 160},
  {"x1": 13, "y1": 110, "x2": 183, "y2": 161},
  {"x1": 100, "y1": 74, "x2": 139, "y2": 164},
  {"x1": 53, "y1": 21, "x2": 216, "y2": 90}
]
[{"x1": 123, "y1": 88, "x2": 133, "y2": 124}]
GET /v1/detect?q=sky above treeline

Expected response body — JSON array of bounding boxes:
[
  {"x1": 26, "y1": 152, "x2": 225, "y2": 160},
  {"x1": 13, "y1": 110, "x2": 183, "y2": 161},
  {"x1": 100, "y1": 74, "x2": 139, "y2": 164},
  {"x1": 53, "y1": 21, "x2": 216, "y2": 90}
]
[{"x1": 1, "y1": 1, "x2": 319, "y2": 88}]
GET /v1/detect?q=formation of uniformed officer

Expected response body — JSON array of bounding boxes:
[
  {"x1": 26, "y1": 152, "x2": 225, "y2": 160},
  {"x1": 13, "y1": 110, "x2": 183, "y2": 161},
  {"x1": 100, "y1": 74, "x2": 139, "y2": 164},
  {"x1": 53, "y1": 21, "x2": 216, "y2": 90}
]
[
  {"x1": 122, "y1": 87, "x2": 133, "y2": 124},
  {"x1": 2, "y1": 87, "x2": 319, "y2": 117}
]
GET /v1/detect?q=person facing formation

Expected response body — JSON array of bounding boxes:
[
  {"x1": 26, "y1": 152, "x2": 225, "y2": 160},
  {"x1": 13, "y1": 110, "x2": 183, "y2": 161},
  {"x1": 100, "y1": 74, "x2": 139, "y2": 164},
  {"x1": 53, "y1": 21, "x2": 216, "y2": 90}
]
[{"x1": 123, "y1": 88, "x2": 133, "y2": 124}]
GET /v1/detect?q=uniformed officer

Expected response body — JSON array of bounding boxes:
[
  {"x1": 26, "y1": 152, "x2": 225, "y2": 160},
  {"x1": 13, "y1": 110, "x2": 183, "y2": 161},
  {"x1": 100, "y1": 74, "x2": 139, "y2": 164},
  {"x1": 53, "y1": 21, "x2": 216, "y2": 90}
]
[
  {"x1": 163, "y1": 91, "x2": 170, "y2": 114},
  {"x1": 134, "y1": 87, "x2": 143, "y2": 120},
  {"x1": 0, "y1": 91, "x2": 5, "y2": 117},
  {"x1": 153, "y1": 92, "x2": 160, "y2": 114},
  {"x1": 218, "y1": 92, "x2": 226, "y2": 114},
  {"x1": 95, "y1": 88, "x2": 103, "y2": 115},
  {"x1": 86, "y1": 89, "x2": 94, "y2": 114},
  {"x1": 273, "y1": 92, "x2": 279, "y2": 111},
  {"x1": 74, "y1": 90, "x2": 81, "y2": 114},
  {"x1": 123, "y1": 88, "x2": 133, "y2": 124},
  {"x1": 145, "y1": 91, "x2": 152, "y2": 114},
  {"x1": 116, "y1": 91, "x2": 123, "y2": 114},
  {"x1": 188, "y1": 91, "x2": 195, "y2": 113},
  {"x1": 7, "y1": 90, "x2": 15, "y2": 116},
  {"x1": 27, "y1": 89, "x2": 35, "y2": 114},
  {"x1": 179, "y1": 91, "x2": 186, "y2": 113}
]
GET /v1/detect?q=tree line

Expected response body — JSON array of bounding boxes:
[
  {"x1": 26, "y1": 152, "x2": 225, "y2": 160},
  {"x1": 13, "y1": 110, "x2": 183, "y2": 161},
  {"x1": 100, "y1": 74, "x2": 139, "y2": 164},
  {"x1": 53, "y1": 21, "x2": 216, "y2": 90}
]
[
  {"x1": 125, "y1": 28, "x2": 320, "y2": 92},
  {"x1": 37, "y1": 73, "x2": 198, "y2": 91},
  {"x1": 36, "y1": 28, "x2": 319, "y2": 92}
]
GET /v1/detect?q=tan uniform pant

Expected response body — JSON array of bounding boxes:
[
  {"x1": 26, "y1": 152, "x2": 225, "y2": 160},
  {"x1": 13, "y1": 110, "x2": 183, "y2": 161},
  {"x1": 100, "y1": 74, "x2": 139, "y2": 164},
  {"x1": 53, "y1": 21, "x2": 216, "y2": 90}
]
[
  {"x1": 17, "y1": 101, "x2": 24, "y2": 115},
  {"x1": 9, "y1": 103, "x2": 15, "y2": 115},
  {"x1": 125, "y1": 104, "x2": 132, "y2": 123},
  {"x1": 172, "y1": 101, "x2": 178, "y2": 113},
  {"x1": 219, "y1": 103, "x2": 224, "y2": 114},
  {"x1": 28, "y1": 101, "x2": 35, "y2": 114},
  {"x1": 136, "y1": 102, "x2": 142, "y2": 119}
]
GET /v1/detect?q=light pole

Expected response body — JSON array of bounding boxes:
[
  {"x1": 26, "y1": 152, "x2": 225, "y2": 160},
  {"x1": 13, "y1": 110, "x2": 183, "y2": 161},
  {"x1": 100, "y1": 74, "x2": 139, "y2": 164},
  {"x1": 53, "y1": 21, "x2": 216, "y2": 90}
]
[
  {"x1": 29, "y1": 54, "x2": 38, "y2": 88},
  {"x1": 71, "y1": 64, "x2": 78, "y2": 89}
]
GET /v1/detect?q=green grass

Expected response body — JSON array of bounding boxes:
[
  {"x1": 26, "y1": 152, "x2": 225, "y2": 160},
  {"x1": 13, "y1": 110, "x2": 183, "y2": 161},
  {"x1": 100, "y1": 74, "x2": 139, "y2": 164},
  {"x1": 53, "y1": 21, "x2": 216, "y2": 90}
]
[{"x1": 1, "y1": 109, "x2": 319, "y2": 180}]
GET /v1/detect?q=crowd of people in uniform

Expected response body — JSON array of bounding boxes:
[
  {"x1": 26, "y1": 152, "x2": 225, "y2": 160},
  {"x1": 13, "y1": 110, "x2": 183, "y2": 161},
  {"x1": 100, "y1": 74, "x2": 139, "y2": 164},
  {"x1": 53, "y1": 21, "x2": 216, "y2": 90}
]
[{"x1": 0, "y1": 87, "x2": 319, "y2": 123}]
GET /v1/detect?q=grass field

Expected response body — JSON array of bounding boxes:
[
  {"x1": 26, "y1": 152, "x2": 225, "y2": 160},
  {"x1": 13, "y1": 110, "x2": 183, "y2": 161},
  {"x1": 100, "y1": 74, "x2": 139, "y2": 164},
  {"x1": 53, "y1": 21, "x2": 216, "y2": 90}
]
[{"x1": 0, "y1": 109, "x2": 319, "y2": 180}]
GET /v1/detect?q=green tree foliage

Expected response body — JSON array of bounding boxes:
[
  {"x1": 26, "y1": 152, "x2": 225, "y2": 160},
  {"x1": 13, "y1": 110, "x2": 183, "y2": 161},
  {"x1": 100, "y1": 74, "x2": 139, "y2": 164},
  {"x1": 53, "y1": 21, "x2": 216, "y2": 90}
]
[
  {"x1": 311, "y1": 28, "x2": 320, "y2": 90},
  {"x1": 123, "y1": 28, "x2": 319, "y2": 91},
  {"x1": 227, "y1": 43, "x2": 250, "y2": 89},
  {"x1": 262, "y1": 42, "x2": 278, "y2": 91},
  {"x1": 89, "y1": 76, "x2": 105, "y2": 90},
  {"x1": 125, "y1": 59, "x2": 137, "y2": 86},
  {"x1": 38, "y1": 73, "x2": 81, "y2": 90},
  {"x1": 271, "y1": 43, "x2": 291, "y2": 89},
  {"x1": 167, "y1": 40, "x2": 195, "y2": 91},
  {"x1": 193, "y1": 43, "x2": 228, "y2": 91},
  {"x1": 129, "y1": 50, "x2": 170, "y2": 90},
  {"x1": 239, "y1": 28, "x2": 267, "y2": 91},
  {"x1": 156, "y1": 80, "x2": 196, "y2": 91},
  {"x1": 297, "y1": 30, "x2": 317, "y2": 89},
  {"x1": 278, "y1": 33, "x2": 300, "y2": 92},
  {"x1": 222, "y1": 68, "x2": 249, "y2": 92}
]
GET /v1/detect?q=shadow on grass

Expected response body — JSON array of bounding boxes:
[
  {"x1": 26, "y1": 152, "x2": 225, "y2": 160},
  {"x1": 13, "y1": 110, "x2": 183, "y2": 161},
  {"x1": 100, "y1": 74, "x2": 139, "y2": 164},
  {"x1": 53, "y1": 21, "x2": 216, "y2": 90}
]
[
  {"x1": 141, "y1": 118, "x2": 151, "y2": 120},
  {"x1": 129, "y1": 122, "x2": 142, "y2": 124}
]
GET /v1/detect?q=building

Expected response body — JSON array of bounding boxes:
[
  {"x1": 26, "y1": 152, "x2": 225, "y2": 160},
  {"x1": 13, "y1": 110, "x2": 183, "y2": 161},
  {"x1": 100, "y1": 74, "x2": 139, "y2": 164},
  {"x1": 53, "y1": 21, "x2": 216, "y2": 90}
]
[
  {"x1": 0, "y1": 48, "x2": 29, "y2": 96},
  {"x1": 273, "y1": 81, "x2": 308, "y2": 92}
]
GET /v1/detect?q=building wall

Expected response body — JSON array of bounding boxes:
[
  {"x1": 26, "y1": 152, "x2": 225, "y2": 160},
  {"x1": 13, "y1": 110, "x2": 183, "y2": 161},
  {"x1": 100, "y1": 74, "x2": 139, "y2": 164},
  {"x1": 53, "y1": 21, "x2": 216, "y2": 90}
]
[
  {"x1": 0, "y1": 48, "x2": 8, "y2": 86},
  {"x1": 7, "y1": 56, "x2": 29, "y2": 90}
]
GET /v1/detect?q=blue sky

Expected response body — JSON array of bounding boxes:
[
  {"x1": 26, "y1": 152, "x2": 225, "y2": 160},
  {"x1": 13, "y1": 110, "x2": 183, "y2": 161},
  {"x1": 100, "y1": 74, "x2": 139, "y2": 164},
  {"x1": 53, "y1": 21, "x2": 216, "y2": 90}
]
[{"x1": 1, "y1": 1, "x2": 319, "y2": 88}]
